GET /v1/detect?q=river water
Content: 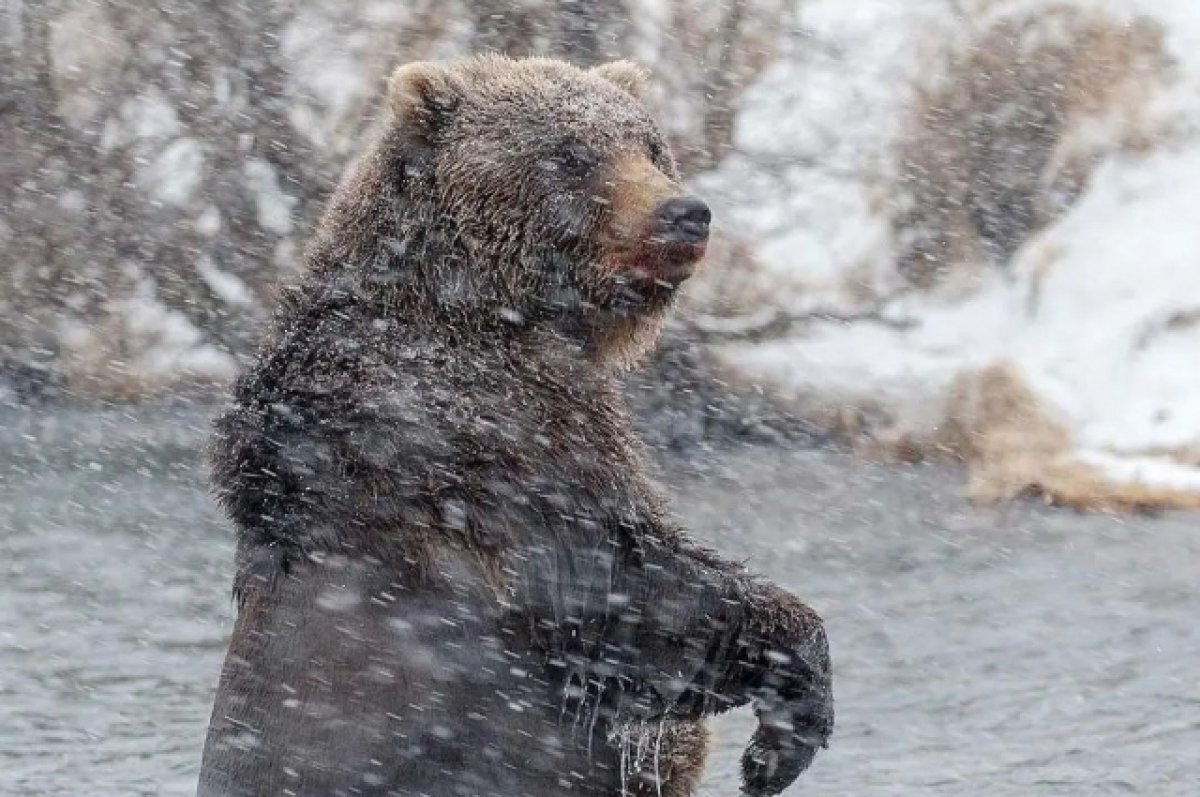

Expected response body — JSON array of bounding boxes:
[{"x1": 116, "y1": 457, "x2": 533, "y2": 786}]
[{"x1": 1, "y1": 405, "x2": 1197, "y2": 795}]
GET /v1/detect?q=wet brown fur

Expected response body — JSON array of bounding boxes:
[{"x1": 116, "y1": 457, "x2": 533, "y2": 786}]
[{"x1": 199, "y1": 55, "x2": 831, "y2": 797}]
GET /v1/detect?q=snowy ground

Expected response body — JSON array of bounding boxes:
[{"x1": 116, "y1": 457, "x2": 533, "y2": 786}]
[
  {"x1": 2, "y1": 406, "x2": 1197, "y2": 795},
  {"x1": 693, "y1": 0, "x2": 1200, "y2": 507}
]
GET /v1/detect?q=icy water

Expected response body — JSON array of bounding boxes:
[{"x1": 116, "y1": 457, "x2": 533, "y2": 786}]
[{"x1": 1, "y1": 406, "x2": 1197, "y2": 796}]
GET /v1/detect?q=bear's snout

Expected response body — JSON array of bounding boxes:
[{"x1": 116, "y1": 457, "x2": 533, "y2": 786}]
[
  {"x1": 633, "y1": 195, "x2": 710, "y2": 284},
  {"x1": 652, "y1": 196, "x2": 711, "y2": 245}
]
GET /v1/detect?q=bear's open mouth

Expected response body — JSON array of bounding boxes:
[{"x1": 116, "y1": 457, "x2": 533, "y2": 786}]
[{"x1": 622, "y1": 239, "x2": 708, "y2": 286}]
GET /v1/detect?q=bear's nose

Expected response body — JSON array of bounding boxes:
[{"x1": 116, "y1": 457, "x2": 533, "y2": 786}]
[{"x1": 654, "y1": 196, "x2": 711, "y2": 244}]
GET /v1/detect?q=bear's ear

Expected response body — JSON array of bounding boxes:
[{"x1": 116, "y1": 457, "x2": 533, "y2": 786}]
[
  {"x1": 387, "y1": 61, "x2": 463, "y2": 147},
  {"x1": 592, "y1": 60, "x2": 650, "y2": 101}
]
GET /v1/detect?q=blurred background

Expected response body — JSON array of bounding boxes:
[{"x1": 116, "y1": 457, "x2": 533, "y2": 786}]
[{"x1": 3, "y1": 1, "x2": 1199, "y2": 795}]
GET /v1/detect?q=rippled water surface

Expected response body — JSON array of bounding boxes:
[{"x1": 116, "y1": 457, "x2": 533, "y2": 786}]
[{"x1": 2, "y1": 406, "x2": 1197, "y2": 795}]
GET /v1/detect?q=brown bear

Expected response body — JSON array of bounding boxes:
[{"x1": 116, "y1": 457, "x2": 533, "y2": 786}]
[{"x1": 198, "y1": 54, "x2": 832, "y2": 797}]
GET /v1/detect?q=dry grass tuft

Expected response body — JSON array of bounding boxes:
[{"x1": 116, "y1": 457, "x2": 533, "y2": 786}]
[{"x1": 942, "y1": 363, "x2": 1200, "y2": 512}]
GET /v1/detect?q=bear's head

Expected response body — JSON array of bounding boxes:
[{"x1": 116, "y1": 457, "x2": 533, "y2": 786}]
[{"x1": 372, "y1": 54, "x2": 710, "y2": 366}]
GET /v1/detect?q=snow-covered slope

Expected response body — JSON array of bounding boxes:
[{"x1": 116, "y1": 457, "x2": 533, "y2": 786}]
[{"x1": 695, "y1": 0, "x2": 1200, "y2": 508}]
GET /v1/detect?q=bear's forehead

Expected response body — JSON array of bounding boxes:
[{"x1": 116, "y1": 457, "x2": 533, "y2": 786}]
[
  {"x1": 456, "y1": 65, "x2": 656, "y2": 148},
  {"x1": 496, "y1": 92, "x2": 646, "y2": 139}
]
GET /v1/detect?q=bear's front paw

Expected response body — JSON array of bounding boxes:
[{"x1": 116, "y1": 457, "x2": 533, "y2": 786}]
[{"x1": 740, "y1": 692, "x2": 832, "y2": 796}]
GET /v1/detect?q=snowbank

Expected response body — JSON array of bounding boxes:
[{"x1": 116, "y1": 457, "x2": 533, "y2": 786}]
[{"x1": 695, "y1": 0, "x2": 1200, "y2": 508}]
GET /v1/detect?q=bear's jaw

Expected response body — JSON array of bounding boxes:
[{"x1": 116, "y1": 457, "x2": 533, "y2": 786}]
[{"x1": 614, "y1": 239, "x2": 708, "y2": 287}]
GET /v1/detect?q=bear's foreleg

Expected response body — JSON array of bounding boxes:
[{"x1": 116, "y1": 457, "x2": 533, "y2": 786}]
[{"x1": 616, "y1": 537, "x2": 834, "y2": 797}]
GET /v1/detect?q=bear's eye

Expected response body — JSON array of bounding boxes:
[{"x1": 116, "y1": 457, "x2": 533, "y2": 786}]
[{"x1": 553, "y1": 141, "x2": 599, "y2": 178}]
